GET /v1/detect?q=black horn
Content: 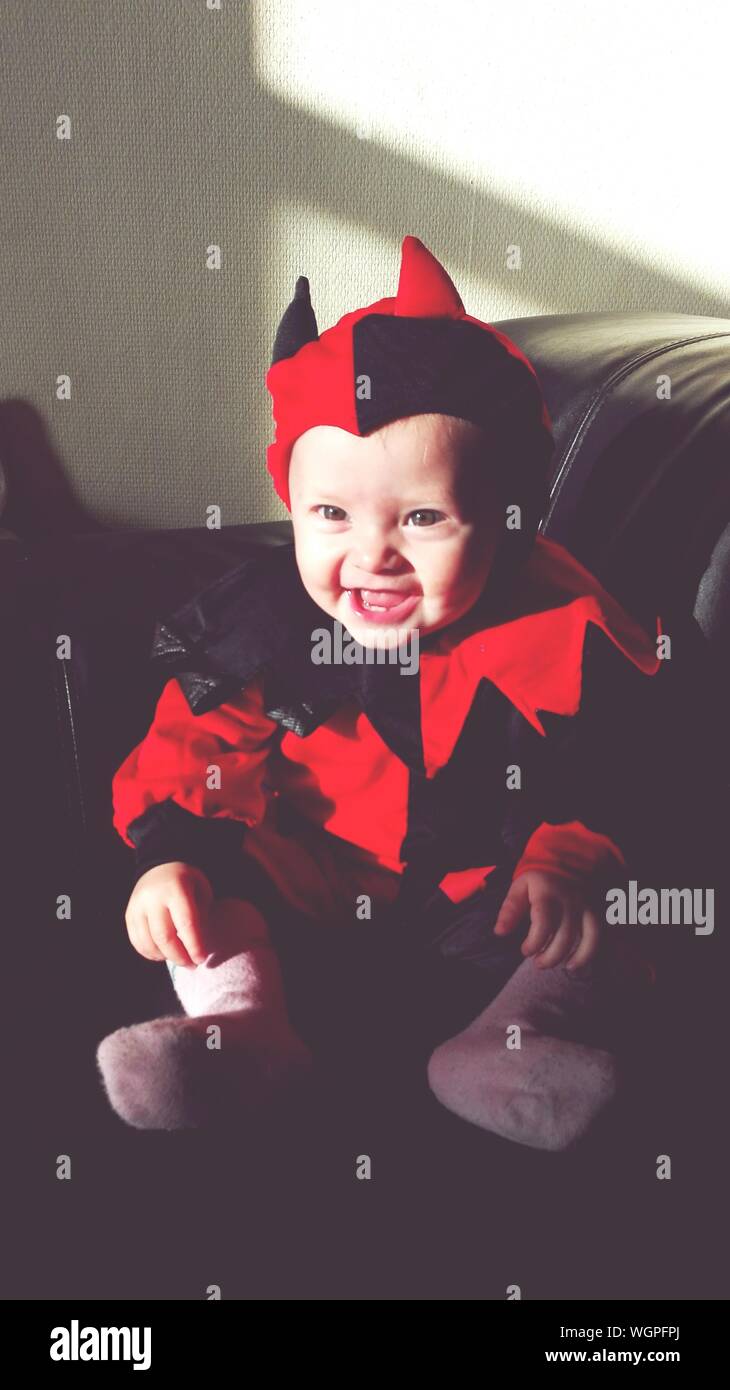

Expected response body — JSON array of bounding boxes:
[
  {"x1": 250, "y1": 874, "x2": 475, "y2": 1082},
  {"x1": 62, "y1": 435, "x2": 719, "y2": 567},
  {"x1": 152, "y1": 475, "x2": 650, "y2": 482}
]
[{"x1": 270, "y1": 275, "x2": 319, "y2": 365}]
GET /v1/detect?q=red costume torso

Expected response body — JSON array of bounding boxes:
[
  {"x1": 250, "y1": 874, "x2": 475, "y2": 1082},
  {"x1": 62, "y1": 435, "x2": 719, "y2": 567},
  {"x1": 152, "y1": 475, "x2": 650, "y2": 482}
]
[{"x1": 111, "y1": 535, "x2": 662, "y2": 929}]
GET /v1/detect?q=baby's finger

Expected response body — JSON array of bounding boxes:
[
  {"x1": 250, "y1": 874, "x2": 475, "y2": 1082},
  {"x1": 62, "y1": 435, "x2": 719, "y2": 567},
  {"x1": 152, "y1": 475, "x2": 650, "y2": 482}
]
[
  {"x1": 165, "y1": 885, "x2": 210, "y2": 966},
  {"x1": 521, "y1": 892, "x2": 563, "y2": 957},
  {"x1": 148, "y1": 903, "x2": 197, "y2": 968},
  {"x1": 126, "y1": 912, "x2": 166, "y2": 963},
  {"x1": 493, "y1": 876, "x2": 530, "y2": 935},
  {"x1": 534, "y1": 913, "x2": 580, "y2": 969},
  {"x1": 565, "y1": 908, "x2": 601, "y2": 971}
]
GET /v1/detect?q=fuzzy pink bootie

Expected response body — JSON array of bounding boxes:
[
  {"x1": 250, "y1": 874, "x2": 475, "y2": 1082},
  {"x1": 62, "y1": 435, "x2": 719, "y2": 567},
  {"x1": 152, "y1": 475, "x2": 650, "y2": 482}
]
[
  {"x1": 427, "y1": 944, "x2": 651, "y2": 1152},
  {"x1": 96, "y1": 902, "x2": 313, "y2": 1130}
]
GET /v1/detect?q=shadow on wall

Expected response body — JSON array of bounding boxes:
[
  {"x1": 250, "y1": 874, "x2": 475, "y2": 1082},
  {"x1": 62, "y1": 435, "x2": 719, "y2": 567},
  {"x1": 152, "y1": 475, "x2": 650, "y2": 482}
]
[{"x1": 0, "y1": 400, "x2": 106, "y2": 540}]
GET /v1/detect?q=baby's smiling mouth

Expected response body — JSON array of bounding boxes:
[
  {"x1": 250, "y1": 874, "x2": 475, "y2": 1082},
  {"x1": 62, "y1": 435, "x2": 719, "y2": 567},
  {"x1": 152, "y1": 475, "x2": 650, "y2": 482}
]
[
  {"x1": 342, "y1": 586, "x2": 422, "y2": 624},
  {"x1": 344, "y1": 585, "x2": 420, "y2": 612}
]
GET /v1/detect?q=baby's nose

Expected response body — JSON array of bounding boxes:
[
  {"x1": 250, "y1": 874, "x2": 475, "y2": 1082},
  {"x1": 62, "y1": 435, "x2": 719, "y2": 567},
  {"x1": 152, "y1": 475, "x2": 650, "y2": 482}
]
[{"x1": 351, "y1": 531, "x2": 401, "y2": 575}]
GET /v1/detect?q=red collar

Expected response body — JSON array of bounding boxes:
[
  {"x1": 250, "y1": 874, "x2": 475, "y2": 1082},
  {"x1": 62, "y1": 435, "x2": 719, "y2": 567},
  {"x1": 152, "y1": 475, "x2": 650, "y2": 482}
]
[{"x1": 420, "y1": 536, "x2": 661, "y2": 775}]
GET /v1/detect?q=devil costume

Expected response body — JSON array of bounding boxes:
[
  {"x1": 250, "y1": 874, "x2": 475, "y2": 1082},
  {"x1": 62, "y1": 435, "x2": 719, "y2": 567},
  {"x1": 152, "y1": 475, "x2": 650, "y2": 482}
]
[{"x1": 110, "y1": 237, "x2": 716, "y2": 1050}]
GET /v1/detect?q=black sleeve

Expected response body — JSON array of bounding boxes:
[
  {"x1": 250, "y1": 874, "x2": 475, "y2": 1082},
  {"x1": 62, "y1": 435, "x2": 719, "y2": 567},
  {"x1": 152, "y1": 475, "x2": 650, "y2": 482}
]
[
  {"x1": 126, "y1": 798, "x2": 252, "y2": 899},
  {"x1": 536, "y1": 617, "x2": 728, "y2": 892}
]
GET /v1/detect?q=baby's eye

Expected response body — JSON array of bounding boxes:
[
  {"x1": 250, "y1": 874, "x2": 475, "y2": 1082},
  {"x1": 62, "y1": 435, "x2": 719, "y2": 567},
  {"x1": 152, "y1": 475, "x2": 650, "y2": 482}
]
[
  {"x1": 405, "y1": 509, "x2": 444, "y2": 527},
  {"x1": 315, "y1": 504, "x2": 348, "y2": 521}
]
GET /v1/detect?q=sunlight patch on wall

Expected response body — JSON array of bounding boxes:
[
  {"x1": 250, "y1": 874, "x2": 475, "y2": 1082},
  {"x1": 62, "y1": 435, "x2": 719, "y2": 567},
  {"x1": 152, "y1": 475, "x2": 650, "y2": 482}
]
[{"x1": 254, "y1": 0, "x2": 730, "y2": 298}]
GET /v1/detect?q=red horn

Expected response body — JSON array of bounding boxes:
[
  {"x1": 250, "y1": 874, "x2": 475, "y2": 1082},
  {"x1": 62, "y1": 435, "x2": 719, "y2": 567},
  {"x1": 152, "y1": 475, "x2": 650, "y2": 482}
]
[{"x1": 394, "y1": 235, "x2": 465, "y2": 318}]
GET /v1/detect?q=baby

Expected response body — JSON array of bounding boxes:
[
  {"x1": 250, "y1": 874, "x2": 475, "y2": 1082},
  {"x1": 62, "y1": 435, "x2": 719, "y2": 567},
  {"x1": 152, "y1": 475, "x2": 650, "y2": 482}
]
[{"x1": 97, "y1": 236, "x2": 670, "y2": 1149}]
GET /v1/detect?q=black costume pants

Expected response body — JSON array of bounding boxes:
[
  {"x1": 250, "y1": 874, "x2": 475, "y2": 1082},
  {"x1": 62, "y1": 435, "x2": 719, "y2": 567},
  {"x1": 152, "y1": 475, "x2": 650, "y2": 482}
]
[{"x1": 172, "y1": 854, "x2": 528, "y2": 1067}]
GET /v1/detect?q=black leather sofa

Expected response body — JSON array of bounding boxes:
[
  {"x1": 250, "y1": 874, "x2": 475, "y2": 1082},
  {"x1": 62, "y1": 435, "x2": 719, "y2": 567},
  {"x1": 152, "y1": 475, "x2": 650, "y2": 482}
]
[{"x1": 4, "y1": 311, "x2": 728, "y2": 1299}]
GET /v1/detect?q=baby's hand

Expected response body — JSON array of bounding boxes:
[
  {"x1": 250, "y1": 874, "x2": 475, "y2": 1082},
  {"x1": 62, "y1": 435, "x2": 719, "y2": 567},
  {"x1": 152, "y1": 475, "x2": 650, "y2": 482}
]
[
  {"x1": 125, "y1": 863, "x2": 214, "y2": 968},
  {"x1": 493, "y1": 869, "x2": 601, "y2": 970}
]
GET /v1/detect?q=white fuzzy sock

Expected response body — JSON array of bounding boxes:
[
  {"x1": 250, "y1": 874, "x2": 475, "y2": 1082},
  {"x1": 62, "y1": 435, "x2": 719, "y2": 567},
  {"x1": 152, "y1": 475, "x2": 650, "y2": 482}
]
[
  {"x1": 96, "y1": 902, "x2": 312, "y2": 1130},
  {"x1": 427, "y1": 950, "x2": 646, "y2": 1152}
]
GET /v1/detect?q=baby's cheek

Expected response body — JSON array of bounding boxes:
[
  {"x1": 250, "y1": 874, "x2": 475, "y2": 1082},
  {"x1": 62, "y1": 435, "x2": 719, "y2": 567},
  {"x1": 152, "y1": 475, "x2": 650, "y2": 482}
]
[{"x1": 418, "y1": 545, "x2": 463, "y2": 594}]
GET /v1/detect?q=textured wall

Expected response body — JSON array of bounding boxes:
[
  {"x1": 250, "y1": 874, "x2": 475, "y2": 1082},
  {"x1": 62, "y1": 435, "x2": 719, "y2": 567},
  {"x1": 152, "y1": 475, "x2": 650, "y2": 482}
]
[{"x1": 2, "y1": 0, "x2": 729, "y2": 531}]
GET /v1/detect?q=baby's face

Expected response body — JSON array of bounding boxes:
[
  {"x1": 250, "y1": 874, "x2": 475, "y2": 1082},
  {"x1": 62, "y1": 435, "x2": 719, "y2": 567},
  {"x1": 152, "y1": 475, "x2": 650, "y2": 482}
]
[{"x1": 288, "y1": 415, "x2": 501, "y2": 647}]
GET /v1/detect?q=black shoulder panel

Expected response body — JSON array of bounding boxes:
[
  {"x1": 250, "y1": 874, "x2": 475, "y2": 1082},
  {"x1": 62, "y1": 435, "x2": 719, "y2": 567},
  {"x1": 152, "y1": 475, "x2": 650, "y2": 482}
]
[
  {"x1": 147, "y1": 546, "x2": 306, "y2": 714},
  {"x1": 145, "y1": 544, "x2": 366, "y2": 728}
]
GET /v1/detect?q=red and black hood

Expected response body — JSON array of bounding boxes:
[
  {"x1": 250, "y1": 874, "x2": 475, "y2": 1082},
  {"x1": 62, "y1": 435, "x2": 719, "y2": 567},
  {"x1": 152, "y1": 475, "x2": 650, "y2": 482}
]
[{"x1": 265, "y1": 235, "x2": 555, "y2": 546}]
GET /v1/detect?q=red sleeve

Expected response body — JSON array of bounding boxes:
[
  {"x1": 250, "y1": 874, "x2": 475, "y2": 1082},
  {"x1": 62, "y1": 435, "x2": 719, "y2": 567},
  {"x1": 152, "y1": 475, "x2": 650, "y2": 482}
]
[
  {"x1": 511, "y1": 819, "x2": 627, "y2": 885},
  {"x1": 112, "y1": 674, "x2": 279, "y2": 848}
]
